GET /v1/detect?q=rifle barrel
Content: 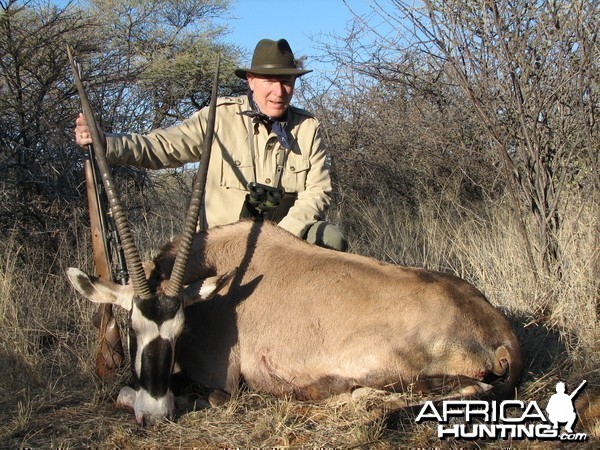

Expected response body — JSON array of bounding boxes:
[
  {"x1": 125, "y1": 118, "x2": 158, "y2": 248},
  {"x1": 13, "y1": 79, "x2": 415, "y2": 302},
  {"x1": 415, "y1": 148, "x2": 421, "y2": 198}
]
[{"x1": 569, "y1": 380, "x2": 587, "y2": 399}]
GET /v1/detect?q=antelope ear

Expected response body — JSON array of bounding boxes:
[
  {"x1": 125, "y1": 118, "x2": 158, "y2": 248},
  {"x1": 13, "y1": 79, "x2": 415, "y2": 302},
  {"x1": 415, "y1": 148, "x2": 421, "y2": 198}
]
[
  {"x1": 66, "y1": 267, "x2": 134, "y2": 311},
  {"x1": 183, "y1": 268, "x2": 237, "y2": 307},
  {"x1": 142, "y1": 260, "x2": 156, "y2": 278}
]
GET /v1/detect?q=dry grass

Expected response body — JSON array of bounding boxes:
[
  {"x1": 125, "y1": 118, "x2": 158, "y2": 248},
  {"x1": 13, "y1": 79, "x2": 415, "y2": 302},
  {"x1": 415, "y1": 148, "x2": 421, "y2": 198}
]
[{"x1": 0, "y1": 191, "x2": 598, "y2": 448}]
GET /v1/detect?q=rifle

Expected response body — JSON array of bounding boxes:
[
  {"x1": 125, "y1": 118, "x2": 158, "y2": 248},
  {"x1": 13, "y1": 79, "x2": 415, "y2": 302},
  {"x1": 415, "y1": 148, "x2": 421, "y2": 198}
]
[
  {"x1": 569, "y1": 380, "x2": 587, "y2": 400},
  {"x1": 68, "y1": 47, "x2": 126, "y2": 378}
]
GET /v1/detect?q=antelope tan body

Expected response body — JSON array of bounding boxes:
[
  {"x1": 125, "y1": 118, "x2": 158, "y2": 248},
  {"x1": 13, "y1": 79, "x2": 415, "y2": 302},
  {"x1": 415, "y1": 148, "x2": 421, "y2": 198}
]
[{"x1": 149, "y1": 219, "x2": 522, "y2": 400}]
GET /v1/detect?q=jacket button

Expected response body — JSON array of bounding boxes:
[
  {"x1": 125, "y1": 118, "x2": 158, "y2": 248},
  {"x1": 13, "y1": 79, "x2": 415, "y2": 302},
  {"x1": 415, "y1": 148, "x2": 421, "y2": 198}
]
[
  {"x1": 265, "y1": 178, "x2": 272, "y2": 184},
  {"x1": 234, "y1": 160, "x2": 241, "y2": 166},
  {"x1": 289, "y1": 166, "x2": 295, "y2": 171}
]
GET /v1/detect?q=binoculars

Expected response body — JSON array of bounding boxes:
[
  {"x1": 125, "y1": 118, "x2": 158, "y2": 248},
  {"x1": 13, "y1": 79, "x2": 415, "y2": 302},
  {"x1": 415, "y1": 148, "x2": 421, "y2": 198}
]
[{"x1": 240, "y1": 182, "x2": 284, "y2": 219}]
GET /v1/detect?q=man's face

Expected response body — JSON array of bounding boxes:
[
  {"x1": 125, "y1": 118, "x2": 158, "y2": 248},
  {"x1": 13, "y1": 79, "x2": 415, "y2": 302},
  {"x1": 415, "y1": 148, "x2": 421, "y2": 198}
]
[{"x1": 247, "y1": 73, "x2": 296, "y2": 118}]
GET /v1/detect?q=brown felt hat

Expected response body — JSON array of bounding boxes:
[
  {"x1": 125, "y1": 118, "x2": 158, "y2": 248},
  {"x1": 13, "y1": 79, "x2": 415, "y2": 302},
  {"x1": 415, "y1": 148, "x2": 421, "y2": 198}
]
[{"x1": 235, "y1": 38, "x2": 312, "y2": 79}]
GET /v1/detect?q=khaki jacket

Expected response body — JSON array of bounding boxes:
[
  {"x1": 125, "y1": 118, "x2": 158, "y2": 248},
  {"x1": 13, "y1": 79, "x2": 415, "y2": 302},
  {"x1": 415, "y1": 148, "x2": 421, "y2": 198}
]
[{"x1": 105, "y1": 96, "x2": 332, "y2": 238}]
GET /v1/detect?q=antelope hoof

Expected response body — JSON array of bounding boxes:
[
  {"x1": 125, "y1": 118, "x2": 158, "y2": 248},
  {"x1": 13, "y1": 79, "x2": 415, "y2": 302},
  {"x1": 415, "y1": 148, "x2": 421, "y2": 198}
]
[
  {"x1": 457, "y1": 380, "x2": 493, "y2": 397},
  {"x1": 208, "y1": 389, "x2": 230, "y2": 407},
  {"x1": 174, "y1": 394, "x2": 210, "y2": 412},
  {"x1": 116, "y1": 386, "x2": 136, "y2": 410}
]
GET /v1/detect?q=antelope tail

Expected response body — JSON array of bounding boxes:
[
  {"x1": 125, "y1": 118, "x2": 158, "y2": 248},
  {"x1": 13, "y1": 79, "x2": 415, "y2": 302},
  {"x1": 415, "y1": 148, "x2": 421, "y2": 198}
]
[{"x1": 492, "y1": 344, "x2": 523, "y2": 399}]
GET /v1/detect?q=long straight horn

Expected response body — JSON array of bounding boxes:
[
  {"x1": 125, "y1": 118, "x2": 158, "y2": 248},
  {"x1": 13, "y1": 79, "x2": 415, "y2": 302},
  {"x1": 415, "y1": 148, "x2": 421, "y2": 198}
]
[
  {"x1": 67, "y1": 46, "x2": 153, "y2": 300},
  {"x1": 165, "y1": 54, "x2": 220, "y2": 298}
]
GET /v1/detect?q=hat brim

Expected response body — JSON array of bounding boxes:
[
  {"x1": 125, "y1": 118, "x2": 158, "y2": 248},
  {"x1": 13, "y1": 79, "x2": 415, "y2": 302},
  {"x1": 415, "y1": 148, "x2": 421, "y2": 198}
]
[{"x1": 235, "y1": 67, "x2": 312, "y2": 79}]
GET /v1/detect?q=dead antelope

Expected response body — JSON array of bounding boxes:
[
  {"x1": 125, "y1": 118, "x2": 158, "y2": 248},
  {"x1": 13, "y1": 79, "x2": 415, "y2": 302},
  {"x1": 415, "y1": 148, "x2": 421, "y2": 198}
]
[
  {"x1": 67, "y1": 53, "x2": 522, "y2": 425},
  {"x1": 68, "y1": 217, "x2": 523, "y2": 423}
]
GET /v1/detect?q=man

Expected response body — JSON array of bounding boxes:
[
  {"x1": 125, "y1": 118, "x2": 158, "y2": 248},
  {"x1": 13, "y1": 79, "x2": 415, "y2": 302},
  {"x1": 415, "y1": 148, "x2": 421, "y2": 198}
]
[
  {"x1": 546, "y1": 382, "x2": 579, "y2": 433},
  {"x1": 74, "y1": 38, "x2": 347, "y2": 251}
]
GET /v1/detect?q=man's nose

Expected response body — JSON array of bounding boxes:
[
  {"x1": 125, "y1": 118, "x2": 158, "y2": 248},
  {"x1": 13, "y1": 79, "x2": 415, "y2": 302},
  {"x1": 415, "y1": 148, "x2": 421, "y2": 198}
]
[{"x1": 272, "y1": 81, "x2": 286, "y2": 96}]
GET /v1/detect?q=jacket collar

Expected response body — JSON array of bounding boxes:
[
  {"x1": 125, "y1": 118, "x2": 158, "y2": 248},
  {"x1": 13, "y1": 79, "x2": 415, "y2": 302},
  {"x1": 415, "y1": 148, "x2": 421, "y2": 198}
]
[{"x1": 239, "y1": 92, "x2": 291, "y2": 149}]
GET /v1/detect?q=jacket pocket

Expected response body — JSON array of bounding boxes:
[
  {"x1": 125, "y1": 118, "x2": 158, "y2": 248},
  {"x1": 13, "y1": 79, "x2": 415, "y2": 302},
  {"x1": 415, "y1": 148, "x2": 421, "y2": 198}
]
[
  {"x1": 219, "y1": 146, "x2": 253, "y2": 191},
  {"x1": 281, "y1": 154, "x2": 310, "y2": 192}
]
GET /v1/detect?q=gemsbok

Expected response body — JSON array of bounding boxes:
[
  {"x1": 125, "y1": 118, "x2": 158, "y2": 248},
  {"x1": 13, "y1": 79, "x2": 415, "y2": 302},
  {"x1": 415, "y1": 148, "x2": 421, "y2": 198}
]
[{"x1": 66, "y1": 54, "x2": 522, "y2": 425}]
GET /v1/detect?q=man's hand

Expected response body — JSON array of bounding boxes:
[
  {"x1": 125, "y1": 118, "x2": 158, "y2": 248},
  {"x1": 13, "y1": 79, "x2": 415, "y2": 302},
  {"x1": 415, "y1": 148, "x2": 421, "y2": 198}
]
[{"x1": 74, "y1": 112, "x2": 105, "y2": 148}]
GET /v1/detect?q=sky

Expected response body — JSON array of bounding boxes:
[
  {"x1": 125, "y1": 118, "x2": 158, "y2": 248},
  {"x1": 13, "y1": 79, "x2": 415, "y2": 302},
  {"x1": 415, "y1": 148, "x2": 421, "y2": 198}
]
[
  {"x1": 219, "y1": 0, "x2": 374, "y2": 67},
  {"x1": 52, "y1": 0, "x2": 382, "y2": 78}
]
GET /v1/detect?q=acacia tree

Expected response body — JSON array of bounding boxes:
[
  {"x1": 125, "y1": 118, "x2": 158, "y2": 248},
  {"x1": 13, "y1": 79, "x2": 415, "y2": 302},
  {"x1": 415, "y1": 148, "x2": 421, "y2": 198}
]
[
  {"x1": 81, "y1": 0, "x2": 243, "y2": 131},
  {"x1": 0, "y1": 0, "x2": 241, "y2": 246},
  {"x1": 0, "y1": 1, "x2": 89, "y2": 238},
  {"x1": 333, "y1": 0, "x2": 598, "y2": 277}
]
